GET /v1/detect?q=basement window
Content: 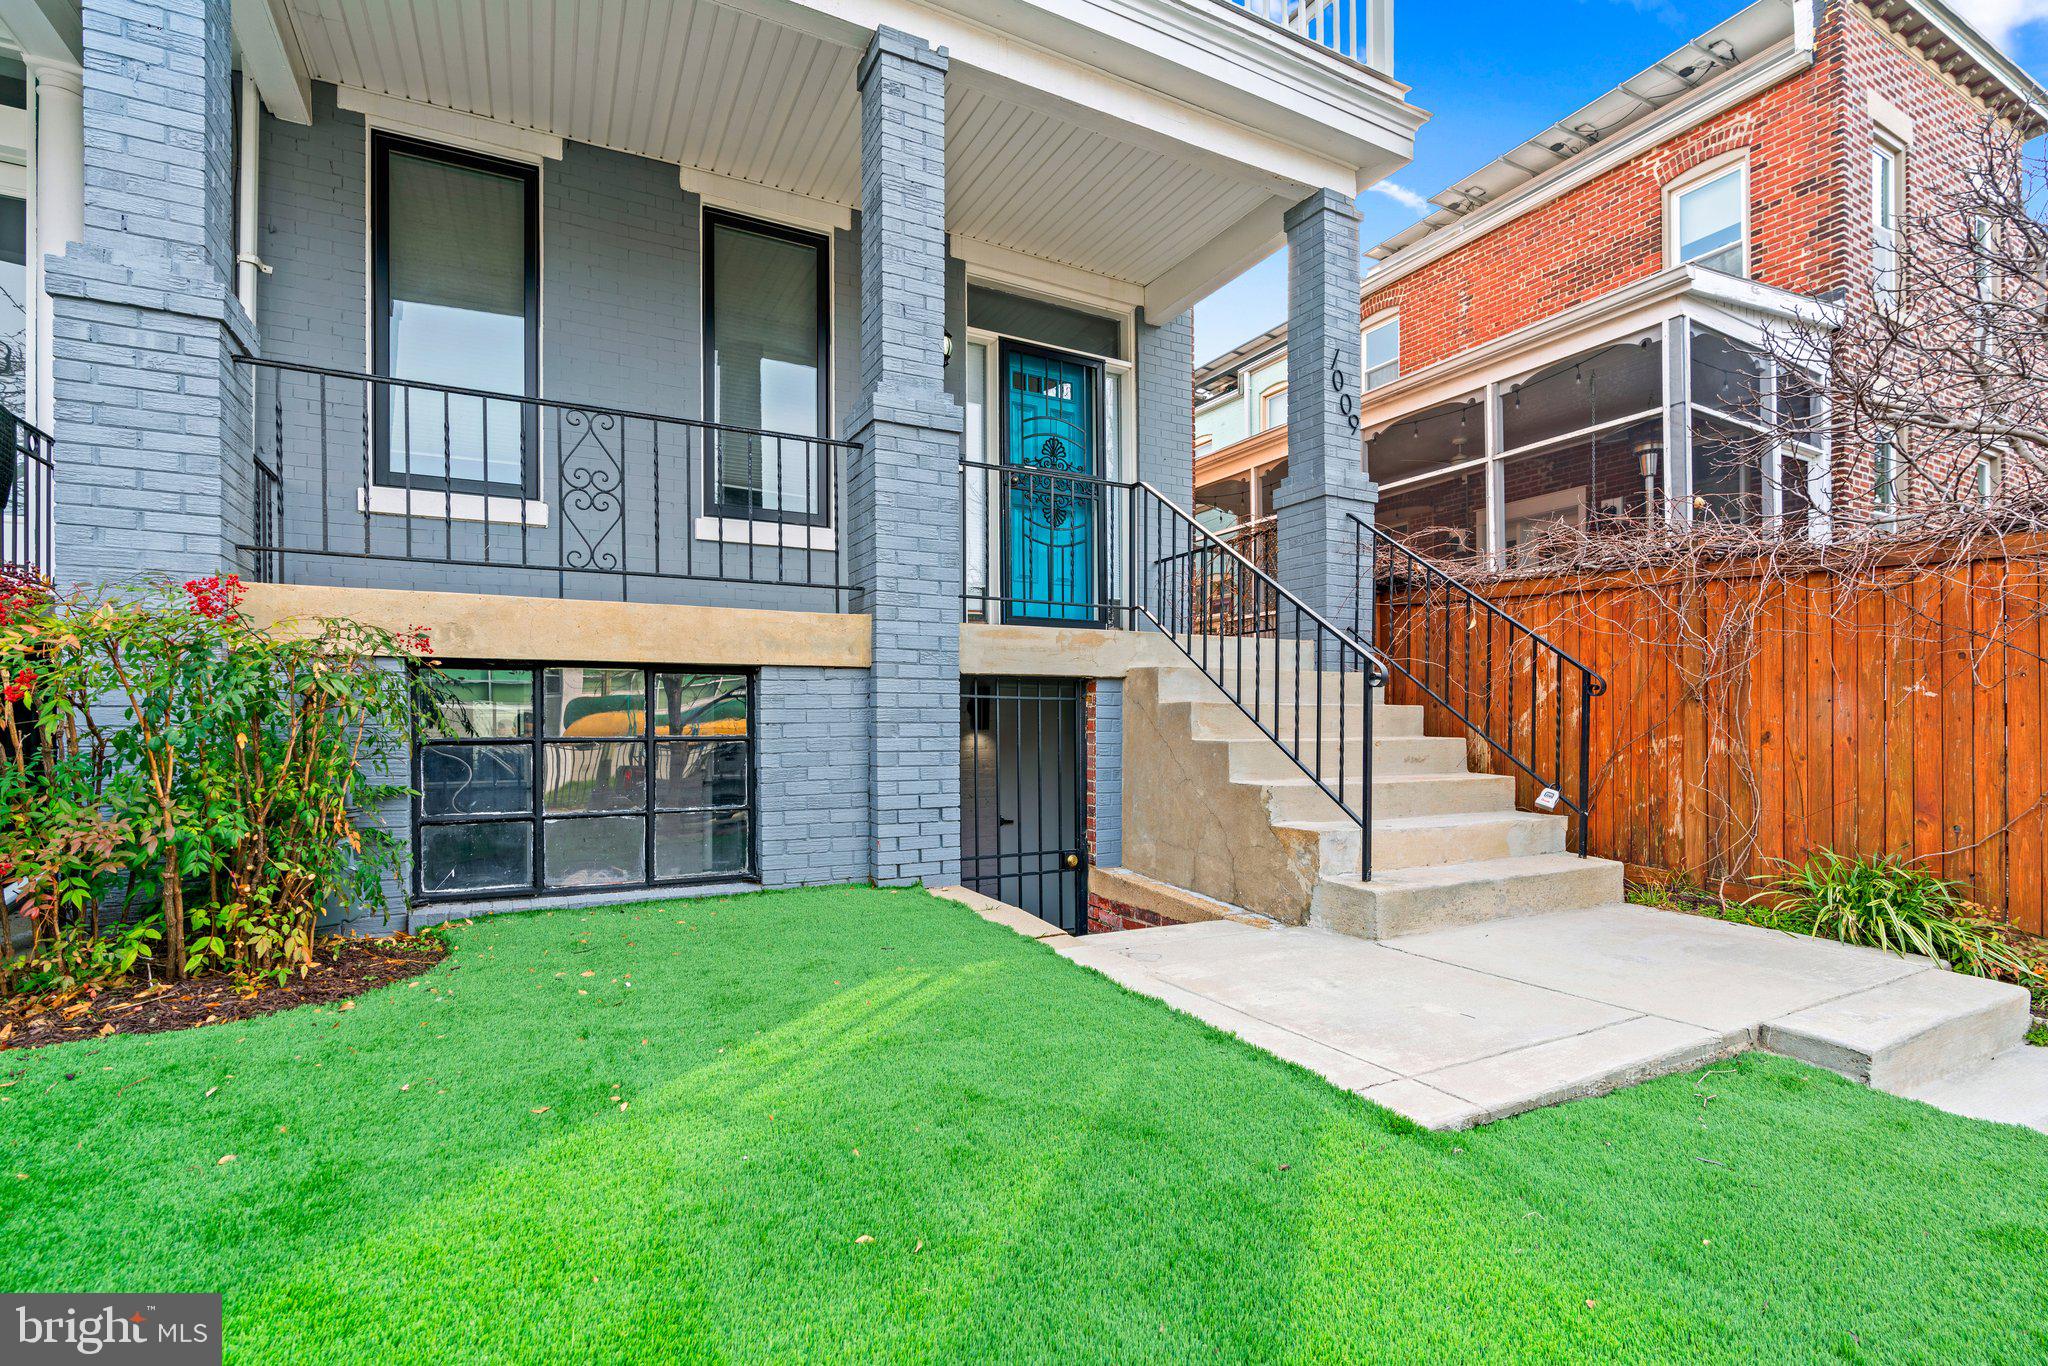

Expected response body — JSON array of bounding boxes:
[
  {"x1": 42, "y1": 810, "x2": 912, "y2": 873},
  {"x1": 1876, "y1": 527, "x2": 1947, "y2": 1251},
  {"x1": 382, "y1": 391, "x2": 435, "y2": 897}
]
[{"x1": 413, "y1": 665, "x2": 754, "y2": 900}]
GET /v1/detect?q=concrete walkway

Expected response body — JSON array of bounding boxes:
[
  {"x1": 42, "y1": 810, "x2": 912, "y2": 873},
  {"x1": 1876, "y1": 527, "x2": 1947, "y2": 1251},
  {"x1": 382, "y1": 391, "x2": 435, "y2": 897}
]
[{"x1": 1054, "y1": 905, "x2": 2040, "y2": 1131}]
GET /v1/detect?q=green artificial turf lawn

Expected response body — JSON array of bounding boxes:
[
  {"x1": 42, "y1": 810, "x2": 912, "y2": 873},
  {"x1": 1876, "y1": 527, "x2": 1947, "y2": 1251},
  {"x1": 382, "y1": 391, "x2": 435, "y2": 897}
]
[{"x1": 5, "y1": 886, "x2": 2047, "y2": 1362}]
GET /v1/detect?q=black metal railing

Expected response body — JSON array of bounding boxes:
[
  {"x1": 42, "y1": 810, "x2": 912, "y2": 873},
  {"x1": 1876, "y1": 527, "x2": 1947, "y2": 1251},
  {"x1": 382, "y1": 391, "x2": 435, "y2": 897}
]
[
  {"x1": 1, "y1": 407, "x2": 55, "y2": 580},
  {"x1": 1138, "y1": 485, "x2": 1387, "y2": 881},
  {"x1": 1352, "y1": 514, "x2": 1606, "y2": 856},
  {"x1": 961, "y1": 458, "x2": 1134, "y2": 627},
  {"x1": 958, "y1": 460, "x2": 1388, "y2": 879},
  {"x1": 241, "y1": 358, "x2": 852, "y2": 606}
]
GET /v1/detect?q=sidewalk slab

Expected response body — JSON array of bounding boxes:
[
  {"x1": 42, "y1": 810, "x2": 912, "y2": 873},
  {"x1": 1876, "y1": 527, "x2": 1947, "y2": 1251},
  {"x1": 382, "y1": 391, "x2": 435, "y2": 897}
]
[
  {"x1": 1385, "y1": 904, "x2": 1928, "y2": 1033},
  {"x1": 1062, "y1": 922, "x2": 1634, "y2": 1078},
  {"x1": 1760, "y1": 969, "x2": 2030, "y2": 1092},
  {"x1": 1894, "y1": 1047, "x2": 2048, "y2": 1132},
  {"x1": 1416, "y1": 1015, "x2": 1740, "y2": 1123},
  {"x1": 1049, "y1": 904, "x2": 2046, "y2": 1132}
]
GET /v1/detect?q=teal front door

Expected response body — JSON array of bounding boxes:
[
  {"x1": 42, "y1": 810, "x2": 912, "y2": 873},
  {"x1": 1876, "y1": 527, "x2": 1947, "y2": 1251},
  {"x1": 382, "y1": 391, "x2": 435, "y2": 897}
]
[{"x1": 1000, "y1": 343, "x2": 1101, "y2": 624}]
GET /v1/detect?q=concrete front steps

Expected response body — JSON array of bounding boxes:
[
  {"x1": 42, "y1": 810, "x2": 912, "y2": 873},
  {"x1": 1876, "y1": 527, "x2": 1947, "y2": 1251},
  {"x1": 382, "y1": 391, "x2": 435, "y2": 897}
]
[{"x1": 1123, "y1": 653, "x2": 1623, "y2": 936}]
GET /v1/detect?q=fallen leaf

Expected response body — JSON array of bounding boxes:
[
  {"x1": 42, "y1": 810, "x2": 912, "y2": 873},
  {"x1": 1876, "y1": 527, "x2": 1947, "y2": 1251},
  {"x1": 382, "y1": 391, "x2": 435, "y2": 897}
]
[
  {"x1": 337, "y1": 1001, "x2": 355, "y2": 1012},
  {"x1": 854, "y1": 1235, "x2": 874, "y2": 1245},
  {"x1": 531, "y1": 1107, "x2": 550, "y2": 1115},
  {"x1": 216, "y1": 1154, "x2": 236, "y2": 1166}
]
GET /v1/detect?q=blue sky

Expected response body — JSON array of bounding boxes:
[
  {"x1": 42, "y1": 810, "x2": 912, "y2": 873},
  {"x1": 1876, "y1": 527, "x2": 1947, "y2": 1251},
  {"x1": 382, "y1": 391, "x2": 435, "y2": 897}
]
[{"x1": 1190, "y1": 0, "x2": 2048, "y2": 363}]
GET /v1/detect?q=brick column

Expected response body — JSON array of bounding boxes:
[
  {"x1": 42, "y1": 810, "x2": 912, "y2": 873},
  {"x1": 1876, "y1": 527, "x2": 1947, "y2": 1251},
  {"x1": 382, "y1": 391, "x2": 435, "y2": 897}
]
[
  {"x1": 1135, "y1": 307, "x2": 1194, "y2": 510},
  {"x1": 1273, "y1": 189, "x2": 1376, "y2": 639},
  {"x1": 48, "y1": 0, "x2": 255, "y2": 586},
  {"x1": 846, "y1": 28, "x2": 964, "y2": 886}
]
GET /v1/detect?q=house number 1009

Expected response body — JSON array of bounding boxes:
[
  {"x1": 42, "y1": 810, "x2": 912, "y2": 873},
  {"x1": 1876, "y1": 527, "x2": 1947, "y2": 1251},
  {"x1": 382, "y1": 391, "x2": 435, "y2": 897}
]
[{"x1": 1329, "y1": 351, "x2": 1360, "y2": 435}]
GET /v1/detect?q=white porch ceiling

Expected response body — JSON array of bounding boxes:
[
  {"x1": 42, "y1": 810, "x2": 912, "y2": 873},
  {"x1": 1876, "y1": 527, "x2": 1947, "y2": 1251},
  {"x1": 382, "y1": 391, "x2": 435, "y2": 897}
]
[{"x1": 279, "y1": 0, "x2": 1280, "y2": 288}]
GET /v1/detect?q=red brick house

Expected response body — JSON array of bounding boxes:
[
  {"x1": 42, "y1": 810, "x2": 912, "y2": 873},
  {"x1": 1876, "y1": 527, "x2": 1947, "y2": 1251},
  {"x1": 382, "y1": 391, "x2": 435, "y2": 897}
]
[{"x1": 1193, "y1": 0, "x2": 2046, "y2": 563}]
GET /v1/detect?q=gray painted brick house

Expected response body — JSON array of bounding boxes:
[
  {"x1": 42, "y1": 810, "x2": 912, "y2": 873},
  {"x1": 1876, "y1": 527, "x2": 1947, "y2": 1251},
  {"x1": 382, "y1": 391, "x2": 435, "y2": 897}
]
[{"x1": 0, "y1": 0, "x2": 1419, "y2": 931}]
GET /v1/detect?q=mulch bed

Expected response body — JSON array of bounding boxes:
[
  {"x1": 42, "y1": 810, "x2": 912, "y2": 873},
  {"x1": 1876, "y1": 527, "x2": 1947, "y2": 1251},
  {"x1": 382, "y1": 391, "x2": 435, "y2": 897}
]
[{"x1": 0, "y1": 934, "x2": 449, "y2": 1051}]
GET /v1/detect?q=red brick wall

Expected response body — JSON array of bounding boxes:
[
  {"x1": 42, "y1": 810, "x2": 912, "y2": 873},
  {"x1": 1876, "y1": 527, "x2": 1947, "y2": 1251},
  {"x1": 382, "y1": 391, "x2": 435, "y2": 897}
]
[
  {"x1": 1360, "y1": 1, "x2": 2001, "y2": 385},
  {"x1": 1085, "y1": 893, "x2": 1177, "y2": 934},
  {"x1": 1360, "y1": 54, "x2": 1843, "y2": 373}
]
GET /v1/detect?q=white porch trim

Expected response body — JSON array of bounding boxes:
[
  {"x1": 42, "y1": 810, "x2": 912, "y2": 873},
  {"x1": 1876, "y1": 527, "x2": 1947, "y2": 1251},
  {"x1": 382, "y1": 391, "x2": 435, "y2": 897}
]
[{"x1": 336, "y1": 86, "x2": 564, "y2": 163}]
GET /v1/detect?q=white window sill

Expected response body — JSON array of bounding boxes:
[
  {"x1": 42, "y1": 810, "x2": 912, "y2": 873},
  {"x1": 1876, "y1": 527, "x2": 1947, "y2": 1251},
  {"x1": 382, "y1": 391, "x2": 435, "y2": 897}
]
[
  {"x1": 693, "y1": 516, "x2": 836, "y2": 552},
  {"x1": 360, "y1": 485, "x2": 550, "y2": 527}
]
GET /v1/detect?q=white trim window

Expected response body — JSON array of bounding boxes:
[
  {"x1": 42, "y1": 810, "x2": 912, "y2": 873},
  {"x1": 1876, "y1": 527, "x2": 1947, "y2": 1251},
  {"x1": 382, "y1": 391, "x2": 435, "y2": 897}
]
[
  {"x1": 1975, "y1": 451, "x2": 2001, "y2": 505},
  {"x1": 1874, "y1": 431, "x2": 1903, "y2": 522},
  {"x1": 1871, "y1": 140, "x2": 1903, "y2": 309},
  {"x1": 1364, "y1": 314, "x2": 1399, "y2": 391},
  {"x1": 1260, "y1": 383, "x2": 1288, "y2": 429},
  {"x1": 1669, "y1": 161, "x2": 1748, "y2": 277}
]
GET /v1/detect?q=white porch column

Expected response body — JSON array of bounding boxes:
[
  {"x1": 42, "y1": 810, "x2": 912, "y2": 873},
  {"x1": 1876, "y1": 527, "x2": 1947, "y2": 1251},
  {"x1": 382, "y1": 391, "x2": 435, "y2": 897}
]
[{"x1": 28, "y1": 60, "x2": 81, "y2": 433}]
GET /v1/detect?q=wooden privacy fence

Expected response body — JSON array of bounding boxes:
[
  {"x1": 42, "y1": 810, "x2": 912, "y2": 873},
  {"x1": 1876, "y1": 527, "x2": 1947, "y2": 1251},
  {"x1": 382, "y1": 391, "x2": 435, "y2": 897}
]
[{"x1": 1373, "y1": 539, "x2": 2048, "y2": 936}]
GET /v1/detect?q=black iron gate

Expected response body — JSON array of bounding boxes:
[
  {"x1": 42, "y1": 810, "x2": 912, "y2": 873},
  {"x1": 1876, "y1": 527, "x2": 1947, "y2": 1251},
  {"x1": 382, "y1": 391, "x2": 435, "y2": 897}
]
[{"x1": 960, "y1": 677, "x2": 1088, "y2": 933}]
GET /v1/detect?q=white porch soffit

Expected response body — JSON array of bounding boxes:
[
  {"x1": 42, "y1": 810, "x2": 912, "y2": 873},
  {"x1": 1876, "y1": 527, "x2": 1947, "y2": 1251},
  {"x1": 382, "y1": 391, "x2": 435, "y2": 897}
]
[{"x1": 269, "y1": 0, "x2": 1418, "y2": 313}]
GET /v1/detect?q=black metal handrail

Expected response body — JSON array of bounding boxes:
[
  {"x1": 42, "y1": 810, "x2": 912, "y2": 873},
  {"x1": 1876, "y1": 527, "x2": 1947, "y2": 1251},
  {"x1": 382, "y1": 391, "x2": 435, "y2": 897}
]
[
  {"x1": 1351, "y1": 513, "x2": 1607, "y2": 856},
  {"x1": 240, "y1": 357, "x2": 854, "y2": 606},
  {"x1": 960, "y1": 457, "x2": 1134, "y2": 628},
  {"x1": 1, "y1": 407, "x2": 55, "y2": 580},
  {"x1": 1137, "y1": 485, "x2": 1389, "y2": 881}
]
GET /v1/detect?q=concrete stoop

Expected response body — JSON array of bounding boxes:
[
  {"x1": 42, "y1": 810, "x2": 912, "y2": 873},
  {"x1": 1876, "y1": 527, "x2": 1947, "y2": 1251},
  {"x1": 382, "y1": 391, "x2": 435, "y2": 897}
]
[
  {"x1": 1122, "y1": 657, "x2": 1625, "y2": 937},
  {"x1": 1051, "y1": 907, "x2": 2041, "y2": 1132}
]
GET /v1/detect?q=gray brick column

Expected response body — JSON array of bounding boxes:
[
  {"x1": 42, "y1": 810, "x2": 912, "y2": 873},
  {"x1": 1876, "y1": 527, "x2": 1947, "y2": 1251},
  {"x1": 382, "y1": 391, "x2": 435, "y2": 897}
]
[
  {"x1": 48, "y1": 0, "x2": 255, "y2": 586},
  {"x1": 846, "y1": 28, "x2": 964, "y2": 887},
  {"x1": 1273, "y1": 189, "x2": 1376, "y2": 639},
  {"x1": 1135, "y1": 307, "x2": 1194, "y2": 510}
]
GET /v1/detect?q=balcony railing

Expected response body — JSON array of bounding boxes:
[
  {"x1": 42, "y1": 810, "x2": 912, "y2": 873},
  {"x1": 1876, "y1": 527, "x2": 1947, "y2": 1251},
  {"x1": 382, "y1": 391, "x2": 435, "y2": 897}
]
[
  {"x1": 1221, "y1": 0, "x2": 1391, "y2": 71},
  {"x1": 1, "y1": 407, "x2": 54, "y2": 581},
  {"x1": 242, "y1": 359, "x2": 851, "y2": 609}
]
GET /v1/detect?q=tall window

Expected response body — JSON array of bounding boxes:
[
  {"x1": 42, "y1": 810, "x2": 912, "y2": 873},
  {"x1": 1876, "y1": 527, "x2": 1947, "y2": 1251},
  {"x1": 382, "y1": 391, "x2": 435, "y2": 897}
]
[
  {"x1": 1672, "y1": 166, "x2": 1746, "y2": 276},
  {"x1": 1874, "y1": 432, "x2": 1902, "y2": 521},
  {"x1": 0, "y1": 191, "x2": 24, "y2": 417},
  {"x1": 1976, "y1": 452, "x2": 2000, "y2": 504},
  {"x1": 0, "y1": 54, "x2": 25, "y2": 416},
  {"x1": 1364, "y1": 316, "x2": 1400, "y2": 391},
  {"x1": 414, "y1": 666, "x2": 754, "y2": 899},
  {"x1": 705, "y1": 212, "x2": 829, "y2": 525},
  {"x1": 1261, "y1": 385, "x2": 1288, "y2": 428},
  {"x1": 372, "y1": 135, "x2": 539, "y2": 495},
  {"x1": 1871, "y1": 142, "x2": 1903, "y2": 307}
]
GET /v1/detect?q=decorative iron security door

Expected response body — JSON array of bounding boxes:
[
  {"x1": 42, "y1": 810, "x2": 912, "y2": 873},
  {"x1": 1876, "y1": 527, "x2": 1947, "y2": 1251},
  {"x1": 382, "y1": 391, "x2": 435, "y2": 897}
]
[
  {"x1": 960, "y1": 677, "x2": 1088, "y2": 933},
  {"x1": 1000, "y1": 342, "x2": 1103, "y2": 625}
]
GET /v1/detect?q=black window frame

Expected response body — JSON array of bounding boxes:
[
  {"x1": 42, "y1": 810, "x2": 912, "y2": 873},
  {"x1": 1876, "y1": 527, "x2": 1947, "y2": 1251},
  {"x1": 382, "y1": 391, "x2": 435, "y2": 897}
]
[
  {"x1": 410, "y1": 662, "x2": 758, "y2": 903},
  {"x1": 370, "y1": 132, "x2": 542, "y2": 499},
  {"x1": 701, "y1": 208, "x2": 832, "y2": 528}
]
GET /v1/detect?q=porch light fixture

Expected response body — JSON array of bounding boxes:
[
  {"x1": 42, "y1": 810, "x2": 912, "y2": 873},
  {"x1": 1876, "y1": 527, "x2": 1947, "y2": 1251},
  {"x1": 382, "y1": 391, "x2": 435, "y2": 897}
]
[
  {"x1": 943, "y1": 330, "x2": 954, "y2": 363},
  {"x1": 1635, "y1": 437, "x2": 1662, "y2": 531},
  {"x1": 1633, "y1": 438, "x2": 1662, "y2": 480}
]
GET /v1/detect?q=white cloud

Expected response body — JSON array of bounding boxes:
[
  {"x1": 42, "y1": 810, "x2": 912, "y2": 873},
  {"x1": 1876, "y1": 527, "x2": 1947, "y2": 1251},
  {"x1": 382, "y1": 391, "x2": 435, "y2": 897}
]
[
  {"x1": 1368, "y1": 179, "x2": 1430, "y2": 214},
  {"x1": 1945, "y1": 0, "x2": 2048, "y2": 44}
]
